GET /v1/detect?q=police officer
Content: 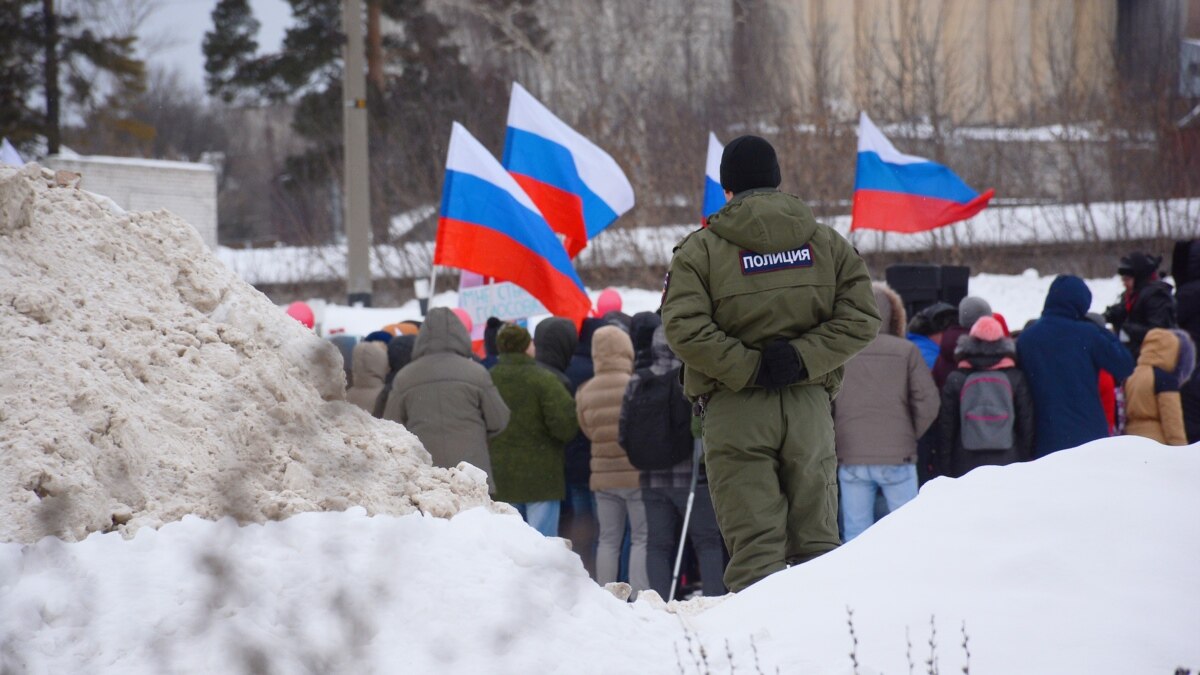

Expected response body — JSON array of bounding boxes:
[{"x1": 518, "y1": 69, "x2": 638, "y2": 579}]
[{"x1": 661, "y1": 136, "x2": 880, "y2": 592}]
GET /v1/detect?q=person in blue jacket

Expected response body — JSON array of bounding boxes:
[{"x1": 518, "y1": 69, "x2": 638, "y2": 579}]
[{"x1": 1017, "y1": 275, "x2": 1135, "y2": 457}]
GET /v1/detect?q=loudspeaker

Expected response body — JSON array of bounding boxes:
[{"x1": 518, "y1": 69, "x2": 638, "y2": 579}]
[
  {"x1": 885, "y1": 264, "x2": 971, "y2": 320},
  {"x1": 940, "y1": 266, "x2": 970, "y2": 308},
  {"x1": 1172, "y1": 239, "x2": 1196, "y2": 287}
]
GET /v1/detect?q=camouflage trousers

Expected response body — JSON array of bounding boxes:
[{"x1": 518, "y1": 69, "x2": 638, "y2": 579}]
[{"x1": 702, "y1": 384, "x2": 840, "y2": 592}]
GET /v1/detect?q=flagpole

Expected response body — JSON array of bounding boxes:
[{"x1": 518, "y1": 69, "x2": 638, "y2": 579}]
[
  {"x1": 426, "y1": 263, "x2": 440, "y2": 317},
  {"x1": 422, "y1": 217, "x2": 440, "y2": 317}
]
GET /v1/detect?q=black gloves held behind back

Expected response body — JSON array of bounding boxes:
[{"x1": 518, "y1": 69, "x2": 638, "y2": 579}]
[{"x1": 754, "y1": 339, "x2": 806, "y2": 390}]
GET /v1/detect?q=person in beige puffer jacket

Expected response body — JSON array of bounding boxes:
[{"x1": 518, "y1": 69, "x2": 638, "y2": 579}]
[
  {"x1": 346, "y1": 341, "x2": 388, "y2": 414},
  {"x1": 1123, "y1": 327, "x2": 1194, "y2": 445},
  {"x1": 576, "y1": 325, "x2": 649, "y2": 591}
]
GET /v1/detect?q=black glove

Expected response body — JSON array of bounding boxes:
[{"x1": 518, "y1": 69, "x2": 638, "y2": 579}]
[
  {"x1": 1103, "y1": 303, "x2": 1125, "y2": 325},
  {"x1": 754, "y1": 339, "x2": 806, "y2": 390}
]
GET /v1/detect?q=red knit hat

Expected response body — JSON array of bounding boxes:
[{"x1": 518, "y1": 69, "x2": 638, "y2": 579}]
[{"x1": 969, "y1": 316, "x2": 1005, "y2": 342}]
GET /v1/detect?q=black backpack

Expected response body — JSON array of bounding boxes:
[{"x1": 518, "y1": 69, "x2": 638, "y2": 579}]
[{"x1": 619, "y1": 366, "x2": 693, "y2": 470}]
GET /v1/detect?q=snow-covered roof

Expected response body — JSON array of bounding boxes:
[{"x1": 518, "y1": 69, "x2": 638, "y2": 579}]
[{"x1": 47, "y1": 154, "x2": 216, "y2": 172}]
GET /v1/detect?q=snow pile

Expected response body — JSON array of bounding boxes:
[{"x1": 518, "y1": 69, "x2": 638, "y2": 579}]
[
  {"x1": 0, "y1": 164, "x2": 492, "y2": 544},
  {"x1": 2, "y1": 437, "x2": 1195, "y2": 673}
]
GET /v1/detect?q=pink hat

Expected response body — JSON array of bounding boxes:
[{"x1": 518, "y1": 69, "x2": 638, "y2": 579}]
[
  {"x1": 969, "y1": 315, "x2": 1005, "y2": 342},
  {"x1": 595, "y1": 287, "x2": 622, "y2": 316}
]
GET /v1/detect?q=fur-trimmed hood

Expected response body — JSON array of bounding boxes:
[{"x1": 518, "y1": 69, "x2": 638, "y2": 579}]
[
  {"x1": 1138, "y1": 328, "x2": 1196, "y2": 384},
  {"x1": 1176, "y1": 328, "x2": 1197, "y2": 385},
  {"x1": 954, "y1": 333, "x2": 1017, "y2": 370},
  {"x1": 872, "y1": 283, "x2": 907, "y2": 338}
]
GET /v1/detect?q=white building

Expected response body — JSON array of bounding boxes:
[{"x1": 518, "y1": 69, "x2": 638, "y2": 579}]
[{"x1": 44, "y1": 154, "x2": 218, "y2": 249}]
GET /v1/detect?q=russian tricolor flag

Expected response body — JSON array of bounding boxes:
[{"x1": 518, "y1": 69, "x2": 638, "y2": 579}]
[
  {"x1": 503, "y1": 83, "x2": 635, "y2": 258},
  {"x1": 851, "y1": 112, "x2": 993, "y2": 233},
  {"x1": 702, "y1": 132, "x2": 724, "y2": 221},
  {"x1": 435, "y1": 122, "x2": 592, "y2": 323}
]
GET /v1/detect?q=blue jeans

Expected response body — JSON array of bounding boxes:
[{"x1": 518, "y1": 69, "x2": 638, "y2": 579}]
[
  {"x1": 562, "y1": 482, "x2": 598, "y2": 577},
  {"x1": 514, "y1": 500, "x2": 561, "y2": 538},
  {"x1": 838, "y1": 464, "x2": 917, "y2": 542}
]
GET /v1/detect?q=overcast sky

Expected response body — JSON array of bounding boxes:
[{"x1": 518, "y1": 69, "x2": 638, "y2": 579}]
[{"x1": 139, "y1": 0, "x2": 294, "y2": 94}]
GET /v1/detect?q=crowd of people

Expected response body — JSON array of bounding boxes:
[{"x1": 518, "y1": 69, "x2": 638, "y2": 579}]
[
  {"x1": 315, "y1": 136, "x2": 1198, "y2": 599},
  {"x1": 323, "y1": 299, "x2": 727, "y2": 599}
]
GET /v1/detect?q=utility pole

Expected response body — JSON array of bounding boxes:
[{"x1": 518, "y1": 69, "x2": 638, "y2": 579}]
[
  {"x1": 43, "y1": 0, "x2": 59, "y2": 155},
  {"x1": 343, "y1": 0, "x2": 372, "y2": 306}
]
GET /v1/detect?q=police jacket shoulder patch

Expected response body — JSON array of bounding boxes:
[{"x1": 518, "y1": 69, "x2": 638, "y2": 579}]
[{"x1": 739, "y1": 244, "x2": 814, "y2": 275}]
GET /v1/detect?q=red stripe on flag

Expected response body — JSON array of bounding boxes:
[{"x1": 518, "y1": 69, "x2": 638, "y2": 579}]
[
  {"x1": 509, "y1": 173, "x2": 588, "y2": 259},
  {"x1": 851, "y1": 188, "x2": 994, "y2": 233},
  {"x1": 434, "y1": 217, "x2": 591, "y2": 323}
]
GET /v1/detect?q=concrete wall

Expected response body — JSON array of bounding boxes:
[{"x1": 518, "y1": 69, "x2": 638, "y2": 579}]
[{"x1": 44, "y1": 155, "x2": 218, "y2": 249}]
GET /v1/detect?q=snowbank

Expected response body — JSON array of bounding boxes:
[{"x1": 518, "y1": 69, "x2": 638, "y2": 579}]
[
  {"x1": 1, "y1": 437, "x2": 1195, "y2": 673},
  {"x1": 690, "y1": 437, "x2": 1200, "y2": 674},
  {"x1": 0, "y1": 508, "x2": 683, "y2": 674},
  {"x1": 0, "y1": 164, "x2": 493, "y2": 544}
]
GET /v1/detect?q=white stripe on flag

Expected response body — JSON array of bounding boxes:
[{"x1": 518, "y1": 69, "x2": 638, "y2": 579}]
[
  {"x1": 705, "y1": 132, "x2": 722, "y2": 181},
  {"x1": 857, "y1": 112, "x2": 927, "y2": 166},
  {"x1": 445, "y1": 122, "x2": 543, "y2": 217},
  {"x1": 506, "y1": 82, "x2": 635, "y2": 215}
]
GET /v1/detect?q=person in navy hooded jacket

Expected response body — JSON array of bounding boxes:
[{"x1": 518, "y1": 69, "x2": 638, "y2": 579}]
[{"x1": 1017, "y1": 276, "x2": 1135, "y2": 457}]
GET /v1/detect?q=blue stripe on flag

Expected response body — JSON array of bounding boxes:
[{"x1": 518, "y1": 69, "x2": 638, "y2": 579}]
[
  {"x1": 440, "y1": 170, "x2": 586, "y2": 291},
  {"x1": 854, "y1": 151, "x2": 979, "y2": 205},
  {"x1": 503, "y1": 127, "x2": 620, "y2": 239},
  {"x1": 703, "y1": 177, "x2": 725, "y2": 218}
]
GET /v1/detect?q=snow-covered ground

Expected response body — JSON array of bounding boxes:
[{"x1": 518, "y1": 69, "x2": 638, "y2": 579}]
[{"x1": 2, "y1": 437, "x2": 1196, "y2": 673}]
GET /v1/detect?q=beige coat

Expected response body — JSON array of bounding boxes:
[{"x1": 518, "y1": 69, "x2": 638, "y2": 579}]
[
  {"x1": 1124, "y1": 328, "x2": 1189, "y2": 445},
  {"x1": 834, "y1": 284, "x2": 939, "y2": 464},
  {"x1": 576, "y1": 326, "x2": 640, "y2": 491},
  {"x1": 345, "y1": 341, "x2": 389, "y2": 414}
]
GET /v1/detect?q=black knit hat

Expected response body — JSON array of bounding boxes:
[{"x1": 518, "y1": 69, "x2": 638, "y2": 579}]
[
  {"x1": 1117, "y1": 251, "x2": 1162, "y2": 280},
  {"x1": 719, "y1": 135, "x2": 781, "y2": 195}
]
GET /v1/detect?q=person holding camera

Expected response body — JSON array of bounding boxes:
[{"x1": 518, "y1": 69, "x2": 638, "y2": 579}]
[{"x1": 1103, "y1": 251, "x2": 1177, "y2": 357}]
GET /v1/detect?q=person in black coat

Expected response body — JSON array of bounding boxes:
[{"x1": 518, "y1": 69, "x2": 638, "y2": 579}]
[
  {"x1": 1104, "y1": 251, "x2": 1177, "y2": 356},
  {"x1": 372, "y1": 334, "x2": 417, "y2": 418},
  {"x1": 629, "y1": 311, "x2": 662, "y2": 370},
  {"x1": 534, "y1": 317, "x2": 578, "y2": 392},
  {"x1": 1172, "y1": 239, "x2": 1200, "y2": 443},
  {"x1": 481, "y1": 317, "x2": 504, "y2": 370},
  {"x1": 938, "y1": 316, "x2": 1034, "y2": 478}
]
